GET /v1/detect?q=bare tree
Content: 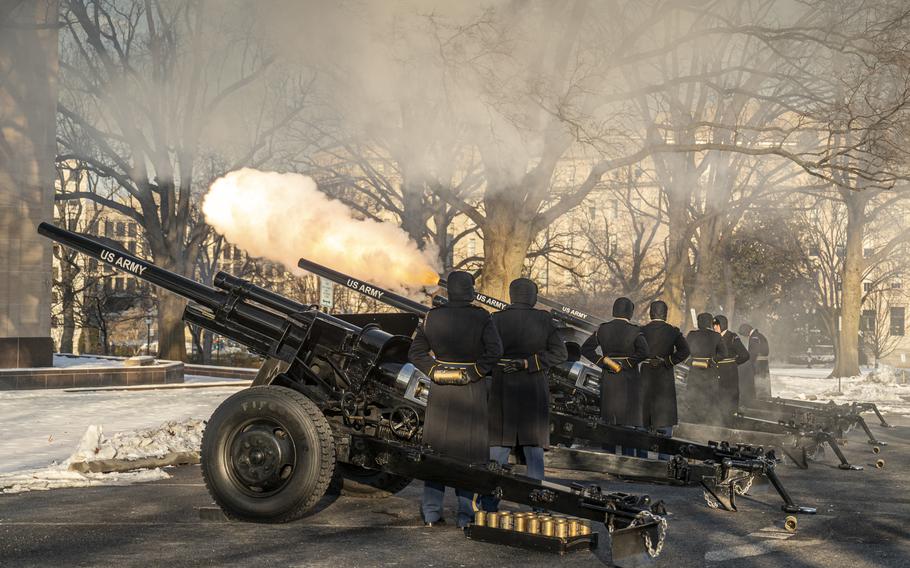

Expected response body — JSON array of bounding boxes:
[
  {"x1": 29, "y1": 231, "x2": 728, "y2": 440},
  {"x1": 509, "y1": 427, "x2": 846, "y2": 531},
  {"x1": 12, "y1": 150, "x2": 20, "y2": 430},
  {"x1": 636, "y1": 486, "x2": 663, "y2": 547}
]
[{"x1": 55, "y1": 0, "x2": 310, "y2": 360}]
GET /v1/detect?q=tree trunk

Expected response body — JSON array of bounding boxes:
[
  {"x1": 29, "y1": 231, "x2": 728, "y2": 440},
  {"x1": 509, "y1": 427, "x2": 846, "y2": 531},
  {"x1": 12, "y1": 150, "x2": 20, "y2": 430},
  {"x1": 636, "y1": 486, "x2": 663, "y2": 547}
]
[
  {"x1": 480, "y1": 197, "x2": 535, "y2": 301},
  {"x1": 59, "y1": 290, "x2": 75, "y2": 353},
  {"x1": 832, "y1": 196, "x2": 865, "y2": 377},
  {"x1": 202, "y1": 328, "x2": 214, "y2": 364},
  {"x1": 157, "y1": 292, "x2": 187, "y2": 361},
  {"x1": 722, "y1": 261, "x2": 736, "y2": 321},
  {"x1": 663, "y1": 188, "x2": 690, "y2": 328}
]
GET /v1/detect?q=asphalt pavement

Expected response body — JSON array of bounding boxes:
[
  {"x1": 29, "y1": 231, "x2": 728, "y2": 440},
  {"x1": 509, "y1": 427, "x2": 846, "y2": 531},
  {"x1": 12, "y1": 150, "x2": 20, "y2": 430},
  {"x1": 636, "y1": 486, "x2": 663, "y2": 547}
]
[{"x1": 1, "y1": 415, "x2": 908, "y2": 567}]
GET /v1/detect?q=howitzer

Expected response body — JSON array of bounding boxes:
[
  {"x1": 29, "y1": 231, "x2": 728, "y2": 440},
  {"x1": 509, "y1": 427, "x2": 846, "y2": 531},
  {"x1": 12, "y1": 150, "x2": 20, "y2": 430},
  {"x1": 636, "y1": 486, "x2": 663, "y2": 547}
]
[
  {"x1": 513, "y1": 292, "x2": 869, "y2": 472},
  {"x1": 38, "y1": 223, "x2": 666, "y2": 567},
  {"x1": 300, "y1": 258, "x2": 815, "y2": 515},
  {"x1": 744, "y1": 397, "x2": 891, "y2": 447}
]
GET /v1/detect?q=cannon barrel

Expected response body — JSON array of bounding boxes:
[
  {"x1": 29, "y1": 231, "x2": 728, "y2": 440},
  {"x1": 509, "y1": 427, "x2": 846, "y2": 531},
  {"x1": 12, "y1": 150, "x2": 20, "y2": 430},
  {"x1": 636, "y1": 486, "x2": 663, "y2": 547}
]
[
  {"x1": 436, "y1": 277, "x2": 600, "y2": 332},
  {"x1": 39, "y1": 222, "x2": 223, "y2": 309},
  {"x1": 297, "y1": 257, "x2": 431, "y2": 316},
  {"x1": 38, "y1": 222, "x2": 296, "y2": 348}
]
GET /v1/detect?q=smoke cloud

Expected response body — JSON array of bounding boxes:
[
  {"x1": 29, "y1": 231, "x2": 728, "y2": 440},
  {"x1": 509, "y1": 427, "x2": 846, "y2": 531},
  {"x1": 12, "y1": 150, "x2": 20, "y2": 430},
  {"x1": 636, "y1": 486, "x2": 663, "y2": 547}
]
[{"x1": 202, "y1": 168, "x2": 440, "y2": 293}]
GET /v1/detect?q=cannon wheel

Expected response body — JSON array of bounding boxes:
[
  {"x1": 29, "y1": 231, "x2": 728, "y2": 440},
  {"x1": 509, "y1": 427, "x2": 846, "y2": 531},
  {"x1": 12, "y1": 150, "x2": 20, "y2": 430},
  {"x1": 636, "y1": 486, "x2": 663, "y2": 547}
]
[
  {"x1": 336, "y1": 463, "x2": 413, "y2": 498},
  {"x1": 201, "y1": 386, "x2": 336, "y2": 522}
]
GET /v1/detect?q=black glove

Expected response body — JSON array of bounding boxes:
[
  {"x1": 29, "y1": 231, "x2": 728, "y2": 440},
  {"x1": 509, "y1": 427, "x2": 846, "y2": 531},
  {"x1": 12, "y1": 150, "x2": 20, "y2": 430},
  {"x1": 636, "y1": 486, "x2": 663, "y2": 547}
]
[
  {"x1": 467, "y1": 365, "x2": 484, "y2": 383},
  {"x1": 502, "y1": 359, "x2": 527, "y2": 374}
]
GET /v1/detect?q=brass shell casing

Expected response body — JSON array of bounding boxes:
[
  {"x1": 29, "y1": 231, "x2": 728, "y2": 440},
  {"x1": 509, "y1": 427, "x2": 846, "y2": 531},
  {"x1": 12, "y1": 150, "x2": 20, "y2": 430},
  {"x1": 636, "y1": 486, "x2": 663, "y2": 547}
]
[
  {"x1": 473, "y1": 511, "x2": 486, "y2": 527},
  {"x1": 692, "y1": 359, "x2": 710, "y2": 369},
  {"x1": 514, "y1": 514, "x2": 528, "y2": 533},
  {"x1": 486, "y1": 512, "x2": 499, "y2": 529},
  {"x1": 579, "y1": 521, "x2": 592, "y2": 536},
  {"x1": 541, "y1": 518, "x2": 555, "y2": 537},
  {"x1": 602, "y1": 356, "x2": 622, "y2": 373},
  {"x1": 527, "y1": 516, "x2": 541, "y2": 534},
  {"x1": 568, "y1": 520, "x2": 580, "y2": 537},
  {"x1": 499, "y1": 512, "x2": 513, "y2": 530},
  {"x1": 555, "y1": 518, "x2": 568, "y2": 539}
]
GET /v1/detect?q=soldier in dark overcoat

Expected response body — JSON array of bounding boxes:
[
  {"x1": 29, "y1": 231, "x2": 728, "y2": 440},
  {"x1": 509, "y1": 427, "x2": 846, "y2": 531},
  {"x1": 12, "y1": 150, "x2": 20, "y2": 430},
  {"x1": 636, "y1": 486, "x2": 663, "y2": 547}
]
[
  {"x1": 751, "y1": 327, "x2": 772, "y2": 398},
  {"x1": 640, "y1": 301, "x2": 690, "y2": 458},
  {"x1": 684, "y1": 313, "x2": 728, "y2": 425},
  {"x1": 713, "y1": 315, "x2": 750, "y2": 425},
  {"x1": 737, "y1": 323, "x2": 758, "y2": 404},
  {"x1": 488, "y1": 278, "x2": 567, "y2": 481},
  {"x1": 408, "y1": 271, "x2": 502, "y2": 528},
  {"x1": 580, "y1": 297, "x2": 648, "y2": 456}
]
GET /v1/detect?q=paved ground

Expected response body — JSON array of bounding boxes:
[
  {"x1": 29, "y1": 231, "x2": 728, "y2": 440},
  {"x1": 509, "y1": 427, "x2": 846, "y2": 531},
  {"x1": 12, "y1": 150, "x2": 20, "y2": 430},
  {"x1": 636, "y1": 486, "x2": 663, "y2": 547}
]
[{"x1": 1, "y1": 413, "x2": 907, "y2": 568}]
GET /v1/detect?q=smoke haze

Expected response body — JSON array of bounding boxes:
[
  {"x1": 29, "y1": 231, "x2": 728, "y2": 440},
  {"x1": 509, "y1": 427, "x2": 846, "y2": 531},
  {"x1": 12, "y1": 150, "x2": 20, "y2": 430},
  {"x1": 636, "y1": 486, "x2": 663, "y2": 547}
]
[{"x1": 202, "y1": 169, "x2": 440, "y2": 293}]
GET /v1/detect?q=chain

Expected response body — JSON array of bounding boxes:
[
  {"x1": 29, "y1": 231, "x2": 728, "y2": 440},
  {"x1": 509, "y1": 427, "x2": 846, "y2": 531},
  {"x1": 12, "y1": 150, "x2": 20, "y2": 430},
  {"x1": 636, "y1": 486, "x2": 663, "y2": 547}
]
[
  {"x1": 703, "y1": 489, "x2": 721, "y2": 509},
  {"x1": 630, "y1": 510, "x2": 667, "y2": 558},
  {"x1": 734, "y1": 475, "x2": 754, "y2": 496}
]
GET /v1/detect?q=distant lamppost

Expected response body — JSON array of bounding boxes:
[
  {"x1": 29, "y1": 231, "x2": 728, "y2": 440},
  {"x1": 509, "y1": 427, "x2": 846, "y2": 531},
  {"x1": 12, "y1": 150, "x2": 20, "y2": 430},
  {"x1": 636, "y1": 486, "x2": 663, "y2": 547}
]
[{"x1": 145, "y1": 310, "x2": 153, "y2": 356}]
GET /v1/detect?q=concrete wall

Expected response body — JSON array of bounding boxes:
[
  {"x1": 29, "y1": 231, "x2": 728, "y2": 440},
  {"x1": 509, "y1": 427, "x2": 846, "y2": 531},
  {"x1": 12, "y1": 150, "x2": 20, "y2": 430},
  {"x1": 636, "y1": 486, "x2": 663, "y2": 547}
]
[{"x1": 0, "y1": 1, "x2": 59, "y2": 367}]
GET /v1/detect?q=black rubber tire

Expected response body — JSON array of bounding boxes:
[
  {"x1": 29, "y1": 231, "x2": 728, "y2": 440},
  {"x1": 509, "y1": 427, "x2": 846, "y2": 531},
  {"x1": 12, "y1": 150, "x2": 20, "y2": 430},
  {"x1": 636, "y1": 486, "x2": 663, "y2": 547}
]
[
  {"x1": 201, "y1": 386, "x2": 336, "y2": 522},
  {"x1": 336, "y1": 463, "x2": 413, "y2": 498}
]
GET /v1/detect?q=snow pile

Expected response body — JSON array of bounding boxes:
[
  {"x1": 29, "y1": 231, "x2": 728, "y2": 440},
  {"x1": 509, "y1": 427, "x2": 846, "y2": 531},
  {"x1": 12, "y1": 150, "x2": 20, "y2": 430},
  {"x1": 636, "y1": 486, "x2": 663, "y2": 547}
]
[
  {"x1": 69, "y1": 419, "x2": 205, "y2": 463},
  {"x1": 0, "y1": 418, "x2": 206, "y2": 495},
  {"x1": 0, "y1": 466, "x2": 168, "y2": 494}
]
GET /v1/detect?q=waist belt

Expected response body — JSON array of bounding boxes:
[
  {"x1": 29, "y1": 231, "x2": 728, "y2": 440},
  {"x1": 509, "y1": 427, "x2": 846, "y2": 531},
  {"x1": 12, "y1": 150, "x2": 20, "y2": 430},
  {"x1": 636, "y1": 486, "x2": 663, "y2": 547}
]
[
  {"x1": 756, "y1": 356, "x2": 769, "y2": 361},
  {"x1": 718, "y1": 358, "x2": 738, "y2": 364},
  {"x1": 430, "y1": 360, "x2": 479, "y2": 386},
  {"x1": 602, "y1": 356, "x2": 634, "y2": 373}
]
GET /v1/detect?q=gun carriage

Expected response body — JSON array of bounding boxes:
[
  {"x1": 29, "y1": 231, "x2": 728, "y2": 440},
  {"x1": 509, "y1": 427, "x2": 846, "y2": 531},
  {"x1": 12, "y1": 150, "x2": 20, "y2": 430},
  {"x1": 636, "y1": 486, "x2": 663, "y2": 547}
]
[
  {"x1": 298, "y1": 258, "x2": 815, "y2": 515},
  {"x1": 509, "y1": 290, "x2": 874, "y2": 472},
  {"x1": 39, "y1": 222, "x2": 667, "y2": 566}
]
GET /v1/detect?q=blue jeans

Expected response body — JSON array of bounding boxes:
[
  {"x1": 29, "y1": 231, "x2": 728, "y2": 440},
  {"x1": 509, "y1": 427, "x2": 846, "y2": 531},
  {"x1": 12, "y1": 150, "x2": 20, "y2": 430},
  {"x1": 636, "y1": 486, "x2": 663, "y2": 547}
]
[
  {"x1": 656, "y1": 426, "x2": 674, "y2": 460},
  {"x1": 490, "y1": 445, "x2": 545, "y2": 480},
  {"x1": 482, "y1": 445, "x2": 546, "y2": 512},
  {"x1": 422, "y1": 481, "x2": 477, "y2": 528}
]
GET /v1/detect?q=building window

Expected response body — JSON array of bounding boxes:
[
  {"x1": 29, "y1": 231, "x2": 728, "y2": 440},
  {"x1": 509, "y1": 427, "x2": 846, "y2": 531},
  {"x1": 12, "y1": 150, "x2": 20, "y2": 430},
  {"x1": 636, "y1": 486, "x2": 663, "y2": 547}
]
[
  {"x1": 891, "y1": 307, "x2": 905, "y2": 336},
  {"x1": 115, "y1": 277, "x2": 125, "y2": 291},
  {"x1": 105, "y1": 220, "x2": 113, "y2": 236},
  {"x1": 128, "y1": 223, "x2": 137, "y2": 237},
  {"x1": 88, "y1": 258, "x2": 98, "y2": 272},
  {"x1": 467, "y1": 237, "x2": 476, "y2": 257},
  {"x1": 116, "y1": 222, "x2": 125, "y2": 237},
  {"x1": 892, "y1": 280, "x2": 902, "y2": 290},
  {"x1": 861, "y1": 309, "x2": 876, "y2": 333},
  {"x1": 128, "y1": 241, "x2": 137, "y2": 254},
  {"x1": 863, "y1": 247, "x2": 874, "y2": 258},
  {"x1": 864, "y1": 282, "x2": 874, "y2": 292}
]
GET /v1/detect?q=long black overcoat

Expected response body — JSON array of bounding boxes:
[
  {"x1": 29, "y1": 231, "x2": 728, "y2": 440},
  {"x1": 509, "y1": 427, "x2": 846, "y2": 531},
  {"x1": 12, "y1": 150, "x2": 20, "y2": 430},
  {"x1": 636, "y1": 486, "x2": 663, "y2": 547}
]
[
  {"x1": 718, "y1": 330, "x2": 750, "y2": 421},
  {"x1": 408, "y1": 302, "x2": 502, "y2": 463},
  {"x1": 640, "y1": 320, "x2": 690, "y2": 428},
  {"x1": 683, "y1": 329, "x2": 727, "y2": 424},
  {"x1": 489, "y1": 305, "x2": 567, "y2": 448},
  {"x1": 581, "y1": 320, "x2": 649, "y2": 426}
]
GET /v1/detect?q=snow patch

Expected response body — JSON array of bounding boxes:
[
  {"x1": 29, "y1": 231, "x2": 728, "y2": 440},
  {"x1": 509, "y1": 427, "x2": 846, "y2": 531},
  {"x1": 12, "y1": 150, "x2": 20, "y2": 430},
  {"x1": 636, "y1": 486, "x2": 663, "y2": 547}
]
[
  {"x1": 772, "y1": 367, "x2": 910, "y2": 414},
  {"x1": 53, "y1": 354, "x2": 124, "y2": 368},
  {"x1": 1, "y1": 418, "x2": 205, "y2": 495}
]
